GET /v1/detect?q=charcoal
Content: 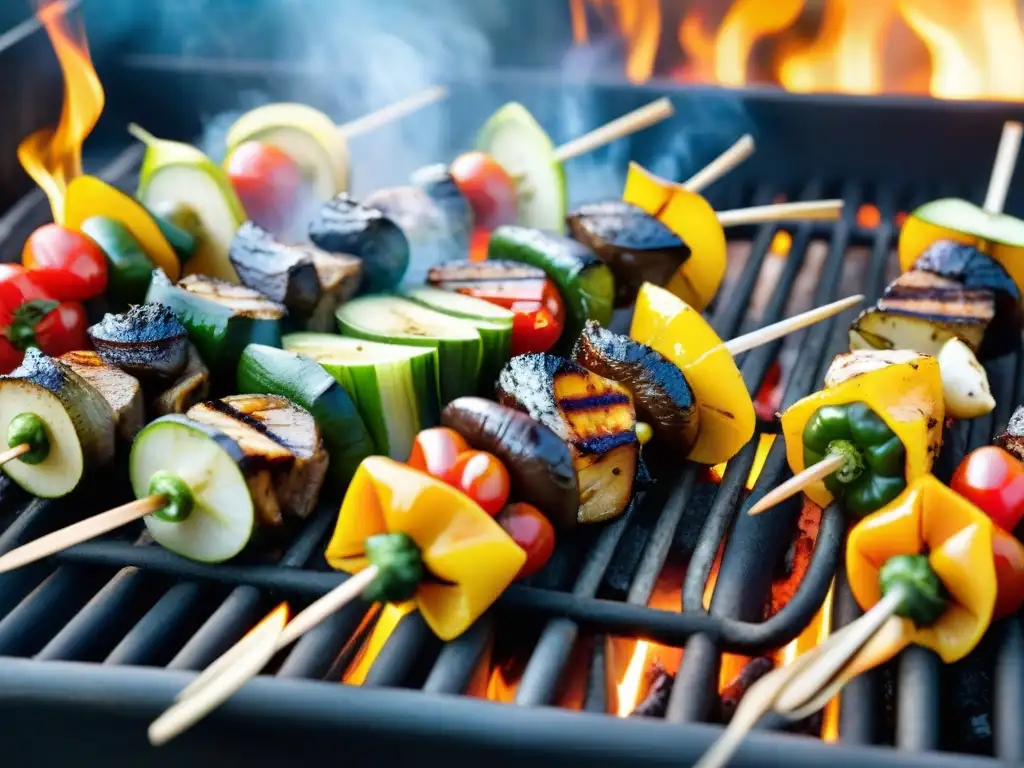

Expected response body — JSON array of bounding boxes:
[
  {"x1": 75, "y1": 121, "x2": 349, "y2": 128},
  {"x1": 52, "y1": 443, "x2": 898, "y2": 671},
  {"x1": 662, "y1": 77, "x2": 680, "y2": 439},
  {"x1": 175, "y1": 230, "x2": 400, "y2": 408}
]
[
  {"x1": 629, "y1": 662, "x2": 674, "y2": 719},
  {"x1": 720, "y1": 657, "x2": 774, "y2": 723}
]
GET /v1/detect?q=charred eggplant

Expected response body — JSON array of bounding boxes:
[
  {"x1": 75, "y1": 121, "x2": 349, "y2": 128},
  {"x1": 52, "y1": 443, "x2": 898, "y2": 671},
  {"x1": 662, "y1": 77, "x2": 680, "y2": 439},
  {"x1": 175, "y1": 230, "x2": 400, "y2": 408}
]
[
  {"x1": 88, "y1": 303, "x2": 189, "y2": 381},
  {"x1": 228, "y1": 221, "x2": 322, "y2": 315},
  {"x1": 60, "y1": 350, "x2": 144, "y2": 442},
  {"x1": 441, "y1": 396, "x2": 579, "y2": 530},
  {"x1": 573, "y1": 320, "x2": 698, "y2": 453},
  {"x1": 566, "y1": 201, "x2": 689, "y2": 307}
]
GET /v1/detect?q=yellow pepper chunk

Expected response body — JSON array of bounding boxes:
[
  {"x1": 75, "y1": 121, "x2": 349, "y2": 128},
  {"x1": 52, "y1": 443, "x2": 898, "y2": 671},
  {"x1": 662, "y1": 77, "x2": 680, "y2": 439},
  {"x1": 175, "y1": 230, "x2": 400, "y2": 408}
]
[
  {"x1": 623, "y1": 162, "x2": 727, "y2": 312},
  {"x1": 64, "y1": 175, "x2": 181, "y2": 281},
  {"x1": 324, "y1": 456, "x2": 526, "y2": 641},
  {"x1": 846, "y1": 476, "x2": 996, "y2": 663},
  {"x1": 780, "y1": 355, "x2": 944, "y2": 510},
  {"x1": 630, "y1": 282, "x2": 754, "y2": 465}
]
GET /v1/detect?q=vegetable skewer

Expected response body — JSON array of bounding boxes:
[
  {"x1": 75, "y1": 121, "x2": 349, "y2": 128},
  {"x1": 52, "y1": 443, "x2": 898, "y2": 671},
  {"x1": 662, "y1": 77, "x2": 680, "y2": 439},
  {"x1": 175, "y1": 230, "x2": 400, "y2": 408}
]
[{"x1": 549, "y1": 97, "x2": 674, "y2": 163}]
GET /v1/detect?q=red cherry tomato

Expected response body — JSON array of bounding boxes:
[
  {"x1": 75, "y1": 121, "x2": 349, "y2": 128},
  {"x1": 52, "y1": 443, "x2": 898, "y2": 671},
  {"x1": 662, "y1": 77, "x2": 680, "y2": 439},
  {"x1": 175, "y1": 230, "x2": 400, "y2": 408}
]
[
  {"x1": 443, "y1": 450, "x2": 510, "y2": 516},
  {"x1": 450, "y1": 152, "x2": 517, "y2": 231},
  {"x1": 447, "y1": 277, "x2": 565, "y2": 355},
  {"x1": 0, "y1": 265, "x2": 88, "y2": 373},
  {"x1": 407, "y1": 427, "x2": 470, "y2": 479},
  {"x1": 992, "y1": 527, "x2": 1024, "y2": 619},
  {"x1": 225, "y1": 141, "x2": 304, "y2": 233},
  {"x1": 495, "y1": 502, "x2": 555, "y2": 580},
  {"x1": 22, "y1": 224, "x2": 107, "y2": 301},
  {"x1": 951, "y1": 446, "x2": 1024, "y2": 532}
]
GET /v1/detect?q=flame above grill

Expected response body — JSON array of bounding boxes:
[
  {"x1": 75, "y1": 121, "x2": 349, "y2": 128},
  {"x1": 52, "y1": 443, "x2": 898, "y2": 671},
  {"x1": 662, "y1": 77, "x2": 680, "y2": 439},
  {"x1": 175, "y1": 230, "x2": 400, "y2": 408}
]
[{"x1": 570, "y1": 0, "x2": 1024, "y2": 100}]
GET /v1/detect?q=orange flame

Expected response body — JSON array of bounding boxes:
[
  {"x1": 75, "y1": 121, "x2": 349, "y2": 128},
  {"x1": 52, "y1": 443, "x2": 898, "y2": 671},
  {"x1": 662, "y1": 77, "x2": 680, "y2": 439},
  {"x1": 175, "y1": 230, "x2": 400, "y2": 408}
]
[
  {"x1": 572, "y1": 0, "x2": 1024, "y2": 100},
  {"x1": 18, "y1": 0, "x2": 104, "y2": 223}
]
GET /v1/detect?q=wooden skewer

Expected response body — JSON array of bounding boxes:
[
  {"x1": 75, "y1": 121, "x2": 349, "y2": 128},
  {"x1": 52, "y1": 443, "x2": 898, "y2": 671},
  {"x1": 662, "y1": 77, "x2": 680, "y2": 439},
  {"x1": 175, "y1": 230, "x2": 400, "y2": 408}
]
[
  {"x1": 983, "y1": 121, "x2": 1023, "y2": 215},
  {"x1": 682, "y1": 134, "x2": 755, "y2": 193},
  {"x1": 553, "y1": 97, "x2": 674, "y2": 163},
  {"x1": 746, "y1": 454, "x2": 847, "y2": 517},
  {"x1": 723, "y1": 294, "x2": 865, "y2": 357},
  {"x1": 149, "y1": 565, "x2": 380, "y2": 746},
  {"x1": 0, "y1": 443, "x2": 31, "y2": 466},
  {"x1": 338, "y1": 85, "x2": 448, "y2": 139},
  {"x1": 716, "y1": 200, "x2": 845, "y2": 227},
  {"x1": 0, "y1": 494, "x2": 166, "y2": 574}
]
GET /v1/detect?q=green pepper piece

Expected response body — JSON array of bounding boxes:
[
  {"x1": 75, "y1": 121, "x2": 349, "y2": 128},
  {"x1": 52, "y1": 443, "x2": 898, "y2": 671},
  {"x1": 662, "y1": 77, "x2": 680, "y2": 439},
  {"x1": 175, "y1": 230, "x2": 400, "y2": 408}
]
[
  {"x1": 80, "y1": 217, "x2": 156, "y2": 308},
  {"x1": 7, "y1": 412, "x2": 50, "y2": 465},
  {"x1": 879, "y1": 553, "x2": 947, "y2": 627},
  {"x1": 363, "y1": 532, "x2": 424, "y2": 603},
  {"x1": 802, "y1": 401, "x2": 907, "y2": 518}
]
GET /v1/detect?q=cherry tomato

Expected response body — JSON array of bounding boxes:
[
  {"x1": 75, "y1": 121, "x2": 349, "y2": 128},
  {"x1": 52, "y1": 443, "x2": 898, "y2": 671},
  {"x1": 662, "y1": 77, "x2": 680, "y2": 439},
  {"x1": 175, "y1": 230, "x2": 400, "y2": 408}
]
[
  {"x1": 495, "y1": 503, "x2": 556, "y2": 580},
  {"x1": 443, "y1": 450, "x2": 510, "y2": 516},
  {"x1": 225, "y1": 141, "x2": 304, "y2": 234},
  {"x1": 993, "y1": 527, "x2": 1024, "y2": 619},
  {"x1": 407, "y1": 427, "x2": 469, "y2": 479},
  {"x1": 951, "y1": 446, "x2": 1024, "y2": 532},
  {"x1": 448, "y1": 277, "x2": 565, "y2": 355},
  {"x1": 0, "y1": 265, "x2": 88, "y2": 373},
  {"x1": 450, "y1": 152, "x2": 517, "y2": 231},
  {"x1": 22, "y1": 224, "x2": 107, "y2": 300}
]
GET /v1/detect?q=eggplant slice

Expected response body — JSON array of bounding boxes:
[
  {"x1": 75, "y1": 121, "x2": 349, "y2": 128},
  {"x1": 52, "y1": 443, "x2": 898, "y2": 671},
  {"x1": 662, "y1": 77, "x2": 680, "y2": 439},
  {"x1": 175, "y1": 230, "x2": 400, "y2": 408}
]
[
  {"x1": 229, "y1": 220, "x2": 322, "y2": 315},
  {"x1": 60, "y1": 350, "x2": 144, "y2": 442},
  {"x1": 566, "y1": 201, "x2": 690, "y2": 307},
  {"x1": 88, "y1": 303, "x2": 189, "y2": 381},
  {"x1": 496, "y1": 353, "x2": 640, "y2": 524},
  {"x1": 152, "y1": 343, "x2": 210, "y2": 416},
  {"x1": 572, "y1": 320, "x2": 698, "y2": 453},
  {"x1": 995, "y1": 406, "x2": 1024, "y2": 462}
]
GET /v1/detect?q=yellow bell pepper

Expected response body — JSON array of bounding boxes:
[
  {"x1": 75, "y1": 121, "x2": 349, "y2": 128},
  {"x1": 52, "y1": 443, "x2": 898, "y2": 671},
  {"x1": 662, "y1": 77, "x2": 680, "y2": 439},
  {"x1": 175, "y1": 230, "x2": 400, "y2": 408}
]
[
  {"x1": 64, "y1": 175, "x2": 181, "y2": 281},
  {"x1": 324, "y1": 456, "x2": 526, "y2": 641},
  {"x1": 846, "y1": 475, "x2": 997, "y2": 663},
  {"x1": 622, "y1": 162, "x2": 727, "y2": 312},
  {"x1": 780, "y1": 354, "x2": 944, "y2": 512},
  {"x1": 630, "y1": 282, "x2": 754, "y2": 465}
]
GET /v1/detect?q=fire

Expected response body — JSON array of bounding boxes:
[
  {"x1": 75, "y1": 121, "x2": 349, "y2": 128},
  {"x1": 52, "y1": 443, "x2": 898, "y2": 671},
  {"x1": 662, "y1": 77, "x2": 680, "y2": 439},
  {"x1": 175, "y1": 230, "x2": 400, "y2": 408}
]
[
  {"x1": 571, "y1": 0, "x2": 1024, "y2": 100},
  {"x1": 342, "y1": 602, "x2": 414, "y2": 685},
  {"x1": 17, "y1": 0, "x2": 104, "y2": 223}
]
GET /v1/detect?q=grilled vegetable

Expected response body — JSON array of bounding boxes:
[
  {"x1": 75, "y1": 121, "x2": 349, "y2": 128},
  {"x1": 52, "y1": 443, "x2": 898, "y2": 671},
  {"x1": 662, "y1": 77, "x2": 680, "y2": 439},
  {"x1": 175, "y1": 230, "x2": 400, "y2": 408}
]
[
  {"x1": 442, "y1": 450, "x2": 510, "y2": 516},
  {"x1": 566, "y1": 201, "x2": 690, "y2": 307},
  {"x1": 187, "y1": 395, "x2": 327, "y2": 526},
  {"x1": 441, "y1": 397, "x2": 578, "y2": 530},
  {"x1": 913, "y1": 240, "x2": 1022, "y2": 357},
  {"x1": 0, "y1": 266, "x2": 88, "y2": 373},
  {"x1": 80, "y1": 216, "x2": 155, "y2": 308},
  {"x1": 308, "y1": 194, "x2": 409, "y2": 292},
  {"x1": 495, "y1": 502, "x2": 555, "y2": 580},
  {"x1": 22, "y1": 224, "x2": 107, "y2": 301},
  {"x1": 573, "y1": 320, "x2": 698, "y2": 454},
  {"x1": 995, "y1": 406, "x2": 1024, "y2": 462},
  {"x1": 951, "y1": 446, "x2": 1024, "y2": 533},
  {"x1": 402, "y1": 285, "x2": 513, "y2": 391},
  {"x1": 305, "y1": 250, "x2": 362, "y2": 333},
  {"x1": 88, "y1": 304, "x2": 189, "y2": 382},
  {"x1": 427, "y1": 259, "x2": 566, "y2": 355},
  {"x1": 237, "y1": 344, "x2": 374, "y2": 488},
  {"x1": 407, "y1": 426, "x2": 469, "y2": 479},
  {"x1": 147, "y1": 203, "x2": 199, "y2": 262},
  {"x1": 824, "y1": 349, "x2": 929, "y2": 387},
  {"x1": 876, "y1": 270, "x2": 993, "y2": 349},
  {"x1": 497, "y1": 354, "x2": 639, "y2": 524},
  {"x1": 228, "y1": 221, "x2": 321, "y2": 316},
  {"x1": 0, "y1": 349, "x2": 116, "y2": 497},
  {"x1": 937, "y1": 337, "x2": 995, "y2": 419},
  {"x1": 130, "y1": 415, "x2": 255, "y2": 562},
  {"x1": 336, "y1": 295, "x2": 481, "y2": 405},
  {"x1": 225, "y1": 141, "x2": 304, "y2": 235},
  {"x1": 151, "y1": 343, "x2": 210, "y2": 416},
  {"x1": 60, "y1": 350, "x2": 144, "y2": 442},
  {"x1": 283, "y1": 332, "x2": 439, "y2": 460},
  {"x1": 146, "y1": 269, "x2": 284, "y2": 383},
  {"x1": 410, "y1": 164, "x2": 473, "y2": 250},
  {"x1": 448, "y1": 151, "x2": 518, "y2": 231},
  {"x1": 489, "y1": 226, "x2": 614, "y2": 353}
]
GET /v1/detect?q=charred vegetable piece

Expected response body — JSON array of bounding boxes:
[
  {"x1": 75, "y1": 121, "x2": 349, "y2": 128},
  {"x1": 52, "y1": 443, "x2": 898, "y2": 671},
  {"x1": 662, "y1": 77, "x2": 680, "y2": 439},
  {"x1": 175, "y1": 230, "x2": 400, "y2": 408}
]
[
  {"x1": 306, "y1": 250, "x2": 362, "y2": 333},
  {"x1": 914, "y1": 240, "x2": 1022, "y2": 357},
  {"x1": 441, "y1": 397, "x2": 579, "y2": 530},
  {"x1": 995, "y1": 406, "x2": 1024, "y2": 462},
  {"x1": 496, "y1": 353, "x2": 639, "y2": 524},
  {"x1": 130, "y1": 415, "x2": 255, "y2": 562},
  {"x1": 566, "y1": 201, "x2": 690, "y2": 307},
  {"x1": 237, "y1": 344, "x2": 374, "y2": 488},
  {"x1": 308, "y1": 194, "x2": 409, "y2": 292},
  {"x1": 489, "y1": 226, "x2": 614, "y2": 353},
  {"x1": 572, "y1": 320, "x2": 698, "y2": 453},
  {"x1": 87, "y1": 303, "x2": 189, "y2": 382},
  {"x1": 427, "y1": 258, "x2": 566, "y2": 356},
  {"x1": 60, "y1": 350, "x2": 144, "y2": 442},
  {"x1": 0, "y1": 349, "x2": 116, "y2": 497},
  {"x1": 187, "y1": 395, "x2": 327, "y2": 526},
  {"x1": 145, "y1": 269, "x2": 284, "y2": 384},
  {"x1": 228, "y1": 221, "x2": 322, "y2": 316},
  {"x1": 151, "y1": 343, "x2": 210, "y2": 416},
  {"x1": 875, "y1": 270, "x2": 993, "y2": 351}
]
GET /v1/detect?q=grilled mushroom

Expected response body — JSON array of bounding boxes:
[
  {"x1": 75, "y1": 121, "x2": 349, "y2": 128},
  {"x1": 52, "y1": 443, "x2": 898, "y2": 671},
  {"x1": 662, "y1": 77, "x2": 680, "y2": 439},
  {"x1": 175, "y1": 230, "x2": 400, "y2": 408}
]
[
  {"x1": 88, "y1": 303, "x2": 189, "y2": 381},
  {"x1": 60, "y1": 350, "x2": 144, "y2": 442}
]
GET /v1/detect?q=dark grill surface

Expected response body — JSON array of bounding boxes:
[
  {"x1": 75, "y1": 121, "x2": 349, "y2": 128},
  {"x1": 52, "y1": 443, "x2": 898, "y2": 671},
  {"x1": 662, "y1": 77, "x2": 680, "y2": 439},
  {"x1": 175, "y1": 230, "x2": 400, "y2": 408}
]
[{"x1": 1, "y1": 67, "x2": 1024, "y2": 767}]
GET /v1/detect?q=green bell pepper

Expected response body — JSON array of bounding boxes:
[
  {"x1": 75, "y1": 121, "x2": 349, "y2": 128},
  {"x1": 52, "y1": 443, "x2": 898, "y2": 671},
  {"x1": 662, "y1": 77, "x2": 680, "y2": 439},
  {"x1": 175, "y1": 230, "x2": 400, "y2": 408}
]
[{"x1": 802, "y1": 401, "x2": 907, "y2": 518}]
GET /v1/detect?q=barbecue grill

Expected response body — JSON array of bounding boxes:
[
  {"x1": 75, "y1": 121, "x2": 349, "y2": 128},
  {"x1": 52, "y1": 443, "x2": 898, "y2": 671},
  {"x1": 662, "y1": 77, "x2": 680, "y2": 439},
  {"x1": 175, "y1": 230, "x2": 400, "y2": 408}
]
[{"x1": 1, "y1": 3, "x2": 1024, "y2": 767}]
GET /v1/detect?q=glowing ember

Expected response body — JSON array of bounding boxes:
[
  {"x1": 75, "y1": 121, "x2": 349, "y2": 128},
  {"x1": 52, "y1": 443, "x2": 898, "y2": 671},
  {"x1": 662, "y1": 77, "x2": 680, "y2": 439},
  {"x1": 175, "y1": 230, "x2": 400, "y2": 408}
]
[
  {"x1": 857, "y1": 204, "x2": 882, "y2": 228},
  {"x1": 770, "y1": 231, "x2": 793, "y2": 256},
  {"x1": 18, "y1": 0, "x2": 104, "y2": 222},
  {"x1": 571, "y1": 0, "x2": 1024, "y2": 100},
  {"x1": 711, "y1": 433, "x2": 776, "y2": 489}
]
